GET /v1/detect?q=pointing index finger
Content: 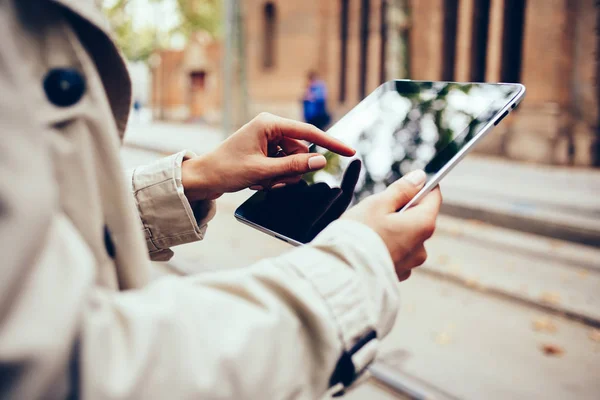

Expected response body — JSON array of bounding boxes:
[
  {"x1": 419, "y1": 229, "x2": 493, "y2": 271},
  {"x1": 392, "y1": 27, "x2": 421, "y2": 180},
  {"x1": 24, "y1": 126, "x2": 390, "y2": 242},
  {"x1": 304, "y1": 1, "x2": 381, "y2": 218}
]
[{"x1": 271, "y1": 117, "x2": 355, "y2": 156}]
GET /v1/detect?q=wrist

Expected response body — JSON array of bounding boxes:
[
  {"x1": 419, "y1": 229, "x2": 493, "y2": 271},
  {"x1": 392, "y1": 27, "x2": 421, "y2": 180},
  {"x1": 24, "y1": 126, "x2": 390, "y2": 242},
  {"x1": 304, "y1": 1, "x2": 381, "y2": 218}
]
[{"x1": 181, "y1": 154, "x2": 219, "y2": 202}]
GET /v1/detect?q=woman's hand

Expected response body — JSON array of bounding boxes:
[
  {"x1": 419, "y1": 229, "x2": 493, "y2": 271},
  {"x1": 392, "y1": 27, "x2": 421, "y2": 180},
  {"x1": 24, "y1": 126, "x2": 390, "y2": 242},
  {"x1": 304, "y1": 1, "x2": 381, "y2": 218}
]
[
  {"x1": 344, "y1": 170, "x2": 442, "y2": 281},
  {"x1": 181, "y1": 113, "x2": 355, "y2": 201}
]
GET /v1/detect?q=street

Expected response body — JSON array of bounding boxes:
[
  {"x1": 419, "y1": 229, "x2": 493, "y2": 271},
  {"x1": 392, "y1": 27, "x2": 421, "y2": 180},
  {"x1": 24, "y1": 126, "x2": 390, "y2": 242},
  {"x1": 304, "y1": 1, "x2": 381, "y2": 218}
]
[{"x1": 121, "y1": 130, "x2": 600, "y2": 400}]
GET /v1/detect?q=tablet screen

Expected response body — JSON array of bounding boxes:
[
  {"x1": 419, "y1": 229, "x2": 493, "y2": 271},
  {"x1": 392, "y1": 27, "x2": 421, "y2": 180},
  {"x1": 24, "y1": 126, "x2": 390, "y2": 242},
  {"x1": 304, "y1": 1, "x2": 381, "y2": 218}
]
[{"x1": 236, "y1": 80, "x2": 522, "y2": 244}]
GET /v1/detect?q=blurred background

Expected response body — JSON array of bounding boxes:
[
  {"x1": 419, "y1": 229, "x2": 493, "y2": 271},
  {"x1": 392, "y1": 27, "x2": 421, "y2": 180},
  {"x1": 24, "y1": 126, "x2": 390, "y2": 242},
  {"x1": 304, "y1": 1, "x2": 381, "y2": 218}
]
[{"x1": 106, "y1": 1, "x2": 600, "y2": 399}]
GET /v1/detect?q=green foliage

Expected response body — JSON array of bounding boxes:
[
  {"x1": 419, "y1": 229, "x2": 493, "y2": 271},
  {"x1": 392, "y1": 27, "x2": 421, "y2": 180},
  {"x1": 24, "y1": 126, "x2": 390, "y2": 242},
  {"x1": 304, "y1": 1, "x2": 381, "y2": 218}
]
[
  {"x1": 175, "y1": 0, "x2": 222, "y2": 38},
  {"x1": 102, "y1": 0, "x2": 222, "y2": 62},
  {"x1": 303, "y1": 151, "x2": 342, "y2": 185},
  {"x1": 103, "y1": 0, "x2": 161, "y2": 61}
]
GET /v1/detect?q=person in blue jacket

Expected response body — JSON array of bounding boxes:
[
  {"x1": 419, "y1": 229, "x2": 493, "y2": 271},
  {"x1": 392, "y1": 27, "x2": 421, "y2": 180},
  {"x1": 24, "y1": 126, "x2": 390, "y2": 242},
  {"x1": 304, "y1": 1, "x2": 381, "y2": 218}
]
[{"x1": 303, "y1": 70, "x2": 331, "y2": 130}]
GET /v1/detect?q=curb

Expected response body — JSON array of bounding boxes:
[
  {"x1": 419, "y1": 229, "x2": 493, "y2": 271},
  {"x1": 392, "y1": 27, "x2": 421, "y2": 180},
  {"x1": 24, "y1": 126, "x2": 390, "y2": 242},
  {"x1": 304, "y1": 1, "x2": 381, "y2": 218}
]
[
  {"x1": 369, "y1": 364, "x2": 460, "y2": 400},
  {"x1": 441, "y1": 202, "x2": 600, "y2": 248}
]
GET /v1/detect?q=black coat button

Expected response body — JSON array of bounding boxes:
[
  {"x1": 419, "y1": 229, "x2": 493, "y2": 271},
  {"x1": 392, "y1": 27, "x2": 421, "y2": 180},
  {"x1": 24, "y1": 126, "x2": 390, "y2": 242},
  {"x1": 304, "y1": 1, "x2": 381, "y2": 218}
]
[
  {"x1": 43, "y1": 68, "x2": 86, "y2": 107},
  {"x1": 104, "y1": 225, "x2": 116, "y2": 259}
]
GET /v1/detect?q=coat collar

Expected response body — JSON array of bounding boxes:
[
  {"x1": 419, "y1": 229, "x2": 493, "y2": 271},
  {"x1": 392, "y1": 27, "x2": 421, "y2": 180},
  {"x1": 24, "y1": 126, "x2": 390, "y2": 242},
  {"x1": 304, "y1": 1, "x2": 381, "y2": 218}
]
[
  {"x1": 50, "y1": 0, "x2": 132, "y2": 138},
  {"x1": 52, "y1": 0, "x2": 111, "y2": 37}
]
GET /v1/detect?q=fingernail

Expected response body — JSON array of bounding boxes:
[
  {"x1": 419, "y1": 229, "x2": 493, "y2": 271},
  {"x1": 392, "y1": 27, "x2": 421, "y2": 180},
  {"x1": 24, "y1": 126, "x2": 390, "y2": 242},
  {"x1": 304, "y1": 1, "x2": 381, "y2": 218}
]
[
  {"x1": 271, "y1": 183, "x2": 286, "y2": 189},
  {"x1": 250, "y1": 185, "x2": 263, "y2": 191},
  {"x1": 404, "y1": 170, "x2": 427, "y2": 186},
  {"x1": 308, "y1": 155, "x2": 327, "y2": 170}
]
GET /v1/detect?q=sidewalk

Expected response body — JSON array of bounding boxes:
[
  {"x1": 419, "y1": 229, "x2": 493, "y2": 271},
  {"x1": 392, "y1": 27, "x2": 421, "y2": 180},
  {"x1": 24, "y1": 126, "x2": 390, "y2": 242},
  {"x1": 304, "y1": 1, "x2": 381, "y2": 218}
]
[
  {"x1": 123, "y1": 121, "x2": 600, "y2": 247},
  {"x1": 123, "y1": 120, "x2": 224, "y2": 156},
  {"x1": 440, "y1": 156, "x2": 600, "y2": 247}
]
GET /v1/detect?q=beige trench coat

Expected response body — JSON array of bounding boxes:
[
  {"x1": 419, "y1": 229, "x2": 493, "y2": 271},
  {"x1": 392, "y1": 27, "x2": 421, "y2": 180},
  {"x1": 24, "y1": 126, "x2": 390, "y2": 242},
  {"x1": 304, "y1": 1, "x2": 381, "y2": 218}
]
[{"x1": 0, "y1": 0, "x2": 400, "y2": 398}]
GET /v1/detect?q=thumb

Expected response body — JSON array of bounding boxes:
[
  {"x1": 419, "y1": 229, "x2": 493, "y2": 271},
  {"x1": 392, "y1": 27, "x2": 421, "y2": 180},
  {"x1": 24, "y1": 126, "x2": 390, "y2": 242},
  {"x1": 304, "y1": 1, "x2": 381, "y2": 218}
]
[
  {"x1": 266, "y1": 154, "x2": 327, "y2": 178},
  {"x1": 379, "y1": 170, "x2": 427, "y2": 211}
]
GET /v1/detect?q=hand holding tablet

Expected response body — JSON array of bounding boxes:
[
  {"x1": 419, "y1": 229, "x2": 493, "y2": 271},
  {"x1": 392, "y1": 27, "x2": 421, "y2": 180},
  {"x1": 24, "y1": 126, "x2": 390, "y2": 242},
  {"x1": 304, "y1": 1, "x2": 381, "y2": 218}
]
[{"x1": 344, "y1": 169, "x2": 441, "y2": 281}]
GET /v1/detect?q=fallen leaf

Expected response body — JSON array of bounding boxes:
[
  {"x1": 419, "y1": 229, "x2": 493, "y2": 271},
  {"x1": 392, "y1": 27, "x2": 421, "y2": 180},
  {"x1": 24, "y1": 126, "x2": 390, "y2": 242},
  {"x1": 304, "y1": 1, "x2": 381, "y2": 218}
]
[
  {"x1": 578, "y1": 269, "x2": 590, "y2": 279},
  {"x1": 465, "y1": 278, "x2": 482, "y2": 290},
  {"x1": 532, "y1": 316, "x2": 557, "y2": 333},
  {"x1": 589, "y1": 329, "x2": 600, "y2": 342},
  {"x1": 467, "y1": 219, "x2": 485, "y2": 227},
  {"x1": 435, "y1": 332, "x2": 452, "y2": 345},
  {"x1": 539, "y1": 291, "x2": 562, "y2": 306},
  {"x1": 548, "y1": 240, "x2": 564, "y2": 250},
  {"x1": 540, "y1": 344, "x2": 564, "y2": 356}
]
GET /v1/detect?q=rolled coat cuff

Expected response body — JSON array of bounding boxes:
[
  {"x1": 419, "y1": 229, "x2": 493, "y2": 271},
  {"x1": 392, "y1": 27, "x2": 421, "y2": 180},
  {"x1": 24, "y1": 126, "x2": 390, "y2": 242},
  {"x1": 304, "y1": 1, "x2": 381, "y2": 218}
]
[
  {"x1": 284, "y1": 219, "x2": 399, "y2": 357},
  {"x1": 131, "y1": 150, "x2": 216, "y2": 260}
]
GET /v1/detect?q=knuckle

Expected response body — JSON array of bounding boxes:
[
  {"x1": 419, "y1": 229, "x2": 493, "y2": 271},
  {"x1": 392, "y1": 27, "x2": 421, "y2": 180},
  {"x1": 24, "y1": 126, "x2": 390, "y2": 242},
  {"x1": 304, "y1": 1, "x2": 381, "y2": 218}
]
[
  {"x1": 422, "y1": 223, "x2": 436, "y2": 240},
  {"x1": 358, "y1": 195, "x2": 379, "y2": 211},
  {"x1": 288, "y1": 157, "x2": 304, "y2": 173},
  {"x1": 257, "y1": 111, "x2": 273, "y2": 120},
  {"x1": 420, "y1": 216, "x2": 437, "y2": 239},
  {"x1": 388, "y1": 182, "x2": 413, "y2": 202},
  {"x1": 415, "y1": 249, "x2": 428, "y2": 266},
  {"x1": 396, "y1": 270, "x2": 412, "y2": 282},
  {"x1": 254, "y1": 112, "x2": 274, "y2": 127}
]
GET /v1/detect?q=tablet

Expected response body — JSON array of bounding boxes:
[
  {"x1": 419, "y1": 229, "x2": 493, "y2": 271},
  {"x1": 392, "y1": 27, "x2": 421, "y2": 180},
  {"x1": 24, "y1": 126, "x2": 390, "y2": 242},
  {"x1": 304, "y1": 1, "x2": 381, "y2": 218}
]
[{"x1": 235, "y1": 80, "x2": 525, "y2": 246}]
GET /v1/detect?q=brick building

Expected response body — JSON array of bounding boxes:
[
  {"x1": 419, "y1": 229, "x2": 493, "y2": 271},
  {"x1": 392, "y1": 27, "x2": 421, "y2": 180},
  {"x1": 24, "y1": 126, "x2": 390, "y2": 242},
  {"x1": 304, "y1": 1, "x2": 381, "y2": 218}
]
[
  {"x1": 152, "y1": 0, "x2": 599, "y2": 166},
  {"x1": 150, "y1": 32, "x2": 222, "y2": 123}
]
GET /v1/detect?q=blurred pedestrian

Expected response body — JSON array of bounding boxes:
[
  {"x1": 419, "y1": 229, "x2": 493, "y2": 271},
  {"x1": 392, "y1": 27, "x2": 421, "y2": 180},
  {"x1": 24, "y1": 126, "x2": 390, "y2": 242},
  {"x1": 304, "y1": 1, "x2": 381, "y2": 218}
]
[
  {"x1": 0, "y1": 1, "x2": 441, "y2": 399},
  {"x1": 133, "y1": 97, "x2": 142, "y2": 122},
  {"x1": 303, "y1": 70, "x2": 331, "y2": 130}
]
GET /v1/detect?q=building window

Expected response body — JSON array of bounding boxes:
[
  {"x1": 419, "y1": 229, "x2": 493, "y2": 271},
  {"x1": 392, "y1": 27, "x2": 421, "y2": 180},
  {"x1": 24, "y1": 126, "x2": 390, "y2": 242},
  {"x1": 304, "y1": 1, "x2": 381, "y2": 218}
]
[
  {"x1": 339, "y1": 0, "x2": 350, "y2": 102},
  {"x1": 190, "y1": 71, "x2": 206, "y2": 90},
  {"x1": 359, "y1": 0, "x2": 371, "y2": 99},
  {"x1": 500, "y1": 0, "x2": 527, "y2": 82},
  {"x1": 441, "y1": 0, "x2": 459, "y2": 81},
  {"x1": 263, "y1": 2, "x2": 277, "y2": 69},
  {"x1": 470, "y1": 0, "x2": 491, "y2": 82}
]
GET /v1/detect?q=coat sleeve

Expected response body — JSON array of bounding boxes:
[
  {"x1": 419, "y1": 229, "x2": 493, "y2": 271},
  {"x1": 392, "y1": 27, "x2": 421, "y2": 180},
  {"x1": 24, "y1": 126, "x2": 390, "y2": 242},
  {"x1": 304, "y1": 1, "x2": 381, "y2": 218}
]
[
  {"x1": 80, "y1": 219, "x2": 399, "y2": 399},
  {"x1": 128, "y1": 150, "x2": 217, "y2": 261}
]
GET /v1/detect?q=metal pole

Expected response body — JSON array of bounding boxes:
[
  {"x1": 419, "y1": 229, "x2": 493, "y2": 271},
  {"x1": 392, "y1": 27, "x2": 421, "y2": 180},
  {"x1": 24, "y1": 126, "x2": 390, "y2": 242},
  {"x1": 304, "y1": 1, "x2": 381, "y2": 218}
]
[
  {"x1": 223, "y1": 0, "x2": 236, "y2": 136},
  {"x1": 236, "y1": 0, "x2": 249, "y2": 125},
  {"x1": 152, "y1": 3, "x2": 163, "y2": 120}
]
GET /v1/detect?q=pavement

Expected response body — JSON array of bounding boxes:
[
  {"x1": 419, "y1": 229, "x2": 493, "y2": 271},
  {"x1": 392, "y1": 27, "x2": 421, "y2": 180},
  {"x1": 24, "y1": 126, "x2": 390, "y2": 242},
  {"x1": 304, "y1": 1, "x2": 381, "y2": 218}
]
[
  {"x1": 440, "y1": 157, "x2": 600, "y2": 247},
  {"x1": 121, "y1": 121, "x2": 600, "y2": 400},
  {"x1": 123, "y1": 120, "x2": 600, "y2": 247}
]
